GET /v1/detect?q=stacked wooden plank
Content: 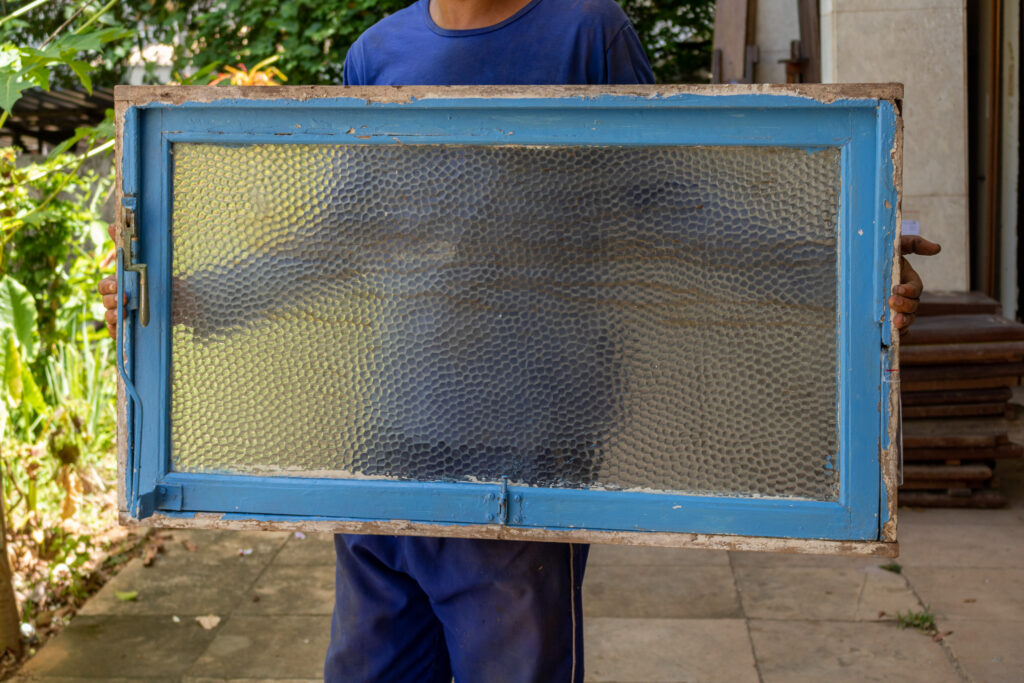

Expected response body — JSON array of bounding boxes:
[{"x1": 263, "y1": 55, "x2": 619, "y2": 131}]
[{"x1": 899, "y1": 292, "x2": 1024, "y2": 507}]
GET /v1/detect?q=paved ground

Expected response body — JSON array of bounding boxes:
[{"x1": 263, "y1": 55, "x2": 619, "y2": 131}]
[{"x1": 14, "y1": 457, "x2": 1024, "y2": 682}]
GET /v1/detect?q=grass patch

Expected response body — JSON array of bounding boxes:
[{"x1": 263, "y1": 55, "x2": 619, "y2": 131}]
[
  {"x1": 879, "y1": 561, "x2": 902, "y2": 574},
  {"x1": 897, "y1": 607, "x2": 937, "y2": 632}
]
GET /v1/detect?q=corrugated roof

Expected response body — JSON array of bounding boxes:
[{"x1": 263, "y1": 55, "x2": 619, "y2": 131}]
[{"x1": 1, "y1": 87, "x2": 114, "y2": 152}]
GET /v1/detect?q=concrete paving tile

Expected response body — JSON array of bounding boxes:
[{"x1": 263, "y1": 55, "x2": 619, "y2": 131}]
[
  {"x1": 897, "y1": 517, "x2": 1024, "y2": 568},
  {"x1": 735, "y1": 566, "x2": 920, "y2": 621},
  {"x1": 897, "y1": 507, "x2": 1024, "y2": 527},
  {"x1": 749, "y1": 619, "x2": 960, "y2": 683},
  {"x1": 235, "y1": 564, "x2": 335, "y2": 616},
  {"x1": 274, "y1": 532, "x2": 336, "y2": 565},
  {"x1": 587, "y1": 544, "x2": 729, "y2": 567},
  {"x1": 902, "y1": 567, "x2": 1024, "y2": 621},
  {"x1": 79, "y1": 555, "x2": 265, "y2": 616},
  {"x1": 18, "y1": 615, "x2": 216, "y2": 678},
  {"x1": 582, "y1": 565, "x2": 740, "y2": 619},
  {"x1": 853, "y1": 568, "x2": 925, "y2": 621},
  {"x1": 584, "y1": 618, "x2": 758, "y2": 683},
  {"x1": 735, "y1": 567, "x2": 860, "y2": 620},
  {"x1": 729, "y1": 550, "x2": 887, "y2": 569},
  {"x1": 152, "y1": 530, "x2": 290, "y2": 567},
  {"x1": 187, "y1": 615, "x2": 331, "y2": 679},
  {"x1": 939, "y1": 619, "x2": 1024, "y2": 683}
]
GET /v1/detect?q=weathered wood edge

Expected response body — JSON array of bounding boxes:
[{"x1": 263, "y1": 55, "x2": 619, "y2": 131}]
[
  {"x1": 114, "y1": 98, "x2": 127, "y2": 516},
  {"x1": 112, "y1": 80, "x2": 906, "y2": 550},
  {"x1": 882, "y1": 97, "x2": 904, "y2": 543},
  {"x1": 126, "y1": 513, "x2": 898, "y2": 557},
  {"x1": 113, "y1": 83, "x2": 904, "y2": 107}
]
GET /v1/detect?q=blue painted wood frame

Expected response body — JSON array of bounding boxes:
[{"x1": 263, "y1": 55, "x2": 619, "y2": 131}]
[{"x1": 117, "y1": 86, "x2": 900, "y2": 543}]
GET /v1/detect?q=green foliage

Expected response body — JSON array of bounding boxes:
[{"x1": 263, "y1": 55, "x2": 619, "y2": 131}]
[
  {"x1": 619, "y1": 0, "x2": 715, "y2": 83},
  {"x1": 0, "y1": 0, "x2": 128, "y2": 631},
  {"x1": 0, "y1": 274, "x2": 36, "y2": 360},
  {"x1": 0, "y1": 0, "x2": 133, "y2": 94},
  {"x1": 0, "y1": 141, "x2": 117, "y2": 495},
  {"x1": 897, "y1": 607, "x2": 937, "y2": 632},
  {"x1": 0, "y1": 145, "x2": 113, "y2": 356},
  {"x1": 0, "y1": 146, "x2": 118, "y2": 618},
  {"x1": 879, "y1": 561, "x2": 902, "y2": 574},
  {"x1": 3, "y1": 0, "x2": 715, "y2": 89},
  {"x1": 0, "y1": 2, "x2": 130, "y2": 122},
  {"x1": 146, "y1": 0, "x2": 714, "y2": 85},
  {"x1": 0, "y1": 26, "x2": 130, "y2": 111},
  {"x1": 125, "y1": 0, "x2": 415, "y2": 86}
]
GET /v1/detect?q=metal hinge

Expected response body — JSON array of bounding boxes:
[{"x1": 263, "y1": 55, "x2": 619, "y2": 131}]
[
  {"x1": 156, "y1": 484, "x2": 183, "y2": 511},
  {"x1": 136, "y1": 484, "x2": 182, "y2": 517},
  {"x1": 483, "y1": 478, "x2": 524, "y2": 526},
  {"x1": 120, "y1": 205, "x2": 149, "y2": 327}
]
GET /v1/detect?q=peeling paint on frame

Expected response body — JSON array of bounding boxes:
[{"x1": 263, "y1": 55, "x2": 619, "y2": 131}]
[{"x1": 114, "y1": 84, "x2": 902, "y2": 554}]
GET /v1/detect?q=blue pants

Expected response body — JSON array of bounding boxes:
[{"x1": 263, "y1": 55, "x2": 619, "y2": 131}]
[{"x1": 325, "y1": 535, "x2": 589, "y2": 682}]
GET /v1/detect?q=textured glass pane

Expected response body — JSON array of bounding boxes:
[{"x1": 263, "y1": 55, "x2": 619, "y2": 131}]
[{"x1": 170, "y1": 143, "x2": 840, "y2": 500}]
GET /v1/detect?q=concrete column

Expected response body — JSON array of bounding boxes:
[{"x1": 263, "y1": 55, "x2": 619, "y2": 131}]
[
  {"x1": 820, "y1": 0, "x2": 970, "y2": 291},
  {"x1": 754, "y1": 0, "x2": 801, "y2": 84}
]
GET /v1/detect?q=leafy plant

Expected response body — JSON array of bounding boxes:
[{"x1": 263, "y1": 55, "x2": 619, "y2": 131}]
[
  {"x1": 0, "y1": 1, "x2": 130, "y2": 126},
  {"x1": 619, "y1": 0, "x2": 715, "y2": 82},
  {"x1": 0, "y1": 0, "x2": 129, "y2": 657},
  {"x1": 3, "y1": 0, "x2": 713, "y2": 88},
  {"x1": 0, "y1": 145, "x2": 112, "y2": 351},
  {"x1": 897, "y1": 607, "x2": 937, "y2": 632}
]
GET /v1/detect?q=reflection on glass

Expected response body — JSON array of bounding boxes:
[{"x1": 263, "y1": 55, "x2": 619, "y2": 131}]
[{"x1": 170, "y1": 143, "x2": 840, "y2": 500}]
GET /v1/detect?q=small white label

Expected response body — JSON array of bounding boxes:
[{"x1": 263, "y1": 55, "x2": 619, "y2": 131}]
[{"x1": 901, "y1": 219, "x2": 920, "y2": 236}]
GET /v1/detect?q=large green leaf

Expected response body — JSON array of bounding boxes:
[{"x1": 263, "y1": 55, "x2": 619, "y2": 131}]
[
  {"x1": 48, "y1": 27, "x2": 130, "y2": 56},
  {"x1": 20, "y1": 359, "x2": 46, "y2": 414},
  {"x1": 0, "y1": 70, "x2": 32, "y2": 114},
  {"x1": 68, "y1": 59, "x2": 92, "y2": 94},
  {"x1": 3, "y1": 332, "x2": 22, "y2": 402},
  {"x1": 0, "y1": 275, "x2": 38, "y2": 360}
]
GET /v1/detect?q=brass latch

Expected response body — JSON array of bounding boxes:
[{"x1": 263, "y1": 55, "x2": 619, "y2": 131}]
[{"x1": 119, "y1": 206, "x2": 149, "y2": 327}]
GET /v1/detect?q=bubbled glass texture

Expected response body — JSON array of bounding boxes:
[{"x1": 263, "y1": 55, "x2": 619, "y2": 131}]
[{"x1": 170, "y1": 143, "x2": 840, "y2": 500}]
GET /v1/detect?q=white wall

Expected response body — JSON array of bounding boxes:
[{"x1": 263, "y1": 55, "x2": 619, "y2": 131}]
[
  {"x1": 821, "y1": 0, "x2": 970, "y2": 291},
  {"x1": 754, "y1": 0, "x2": 801, "y2": 84}
]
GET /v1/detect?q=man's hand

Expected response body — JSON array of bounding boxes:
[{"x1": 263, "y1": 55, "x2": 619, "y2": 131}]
[
  {"x1": 98, "y1": 224, "x2": 123, "y2": 339},
  {"x1": 889, "y1": 235, "x2": 942, "y2": 336}
]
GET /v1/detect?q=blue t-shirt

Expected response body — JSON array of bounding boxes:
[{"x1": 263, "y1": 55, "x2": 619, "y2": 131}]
[{"x1": 343, "y1": 0, "x2": 654, "y2": 86}]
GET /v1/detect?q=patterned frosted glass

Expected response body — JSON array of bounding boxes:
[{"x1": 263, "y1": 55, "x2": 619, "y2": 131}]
[{"x1": 170, "y1": 143, "x2": 840, "y2": 500}]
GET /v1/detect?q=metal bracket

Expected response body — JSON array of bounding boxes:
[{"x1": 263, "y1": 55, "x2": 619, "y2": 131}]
[
  {"x1": 485, "y1": 478, "x2": 513, "y2": 525},
  {"x1": 154, "y1": 484, "x2": 184, "y2": 511},
  {"x1": 120, "y1": 205, "x2": 149, "y2": 327},
  {"x1": 483, "y1": 479, "x2": 525, "y2": 526},
  {"x1": 135, "y1": 485, "x2": 182, "y2": 517},
  {"x1": 508, "y1": 491, "x2": 524, "y2": 525}
]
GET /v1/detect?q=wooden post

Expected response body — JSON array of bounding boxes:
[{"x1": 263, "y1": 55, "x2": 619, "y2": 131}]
[
  {"x1": 797, "y1": 0, "x2": 821, "y2": 83},
  {"x1": 713, "y1": 0, "x2": 757, "y2": 83}
]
